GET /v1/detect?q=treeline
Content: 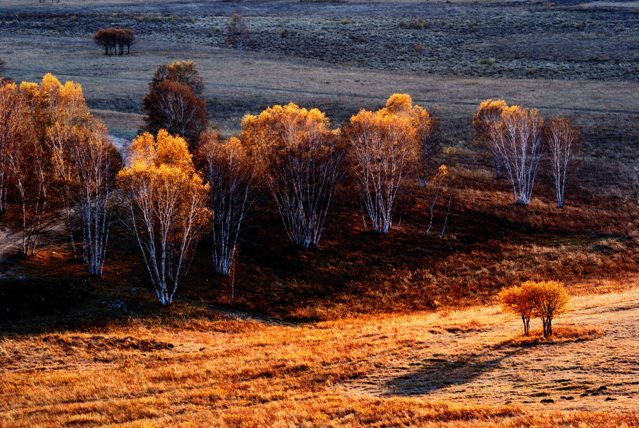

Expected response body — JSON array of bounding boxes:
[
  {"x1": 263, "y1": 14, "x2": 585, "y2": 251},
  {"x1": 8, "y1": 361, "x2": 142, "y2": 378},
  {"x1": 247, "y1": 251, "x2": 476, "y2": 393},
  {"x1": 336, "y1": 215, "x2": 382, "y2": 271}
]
[
  {"x1": 0, "y1": 64, "x2": 581, "y2": 307},
  {"x1": 93, "y1": 28, "x2": 136, "y2": 56}
]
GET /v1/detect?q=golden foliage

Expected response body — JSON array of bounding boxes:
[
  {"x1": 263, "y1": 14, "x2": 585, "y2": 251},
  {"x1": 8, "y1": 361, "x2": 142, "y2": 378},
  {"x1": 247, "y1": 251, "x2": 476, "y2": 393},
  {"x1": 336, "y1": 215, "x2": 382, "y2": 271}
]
[
  {"x1": 500, "y1": 281, "x2": 570, "y2": 337},
  {"x1": 346, "y1": 93, "x2": 434, "y2": 233},
  {"x1": 241, "y1": 102, "x2": 343, "y2": 247},
  {"x1": 118, "y1": 130, "x2": 210, "y2": 304},
  {"x1": 473, "y1": 98, "x2": 508, "y2": 135}
]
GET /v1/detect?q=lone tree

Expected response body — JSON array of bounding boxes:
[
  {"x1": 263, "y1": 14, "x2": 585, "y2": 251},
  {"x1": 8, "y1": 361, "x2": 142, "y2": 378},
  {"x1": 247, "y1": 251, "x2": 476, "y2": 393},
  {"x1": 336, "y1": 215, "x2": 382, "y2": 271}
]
[
  {"x1": 242, "y1": 103, "x2": 344, "y2": 248},
  {"x1": 488, "y1": 106, "x2": 544, "y2": 205},
  {"x1": 118, "y1": 130, "x2": 210, "y2": 305},
  {"x1": 226, "y1": 13, "x2": 249, "y2": 55},
  {"x1": 545, "y1": 117, "x2": 579, "y2": 208},
  {"x1": 499, "y1": 281, "x2": 570, "y2": 337},
  {"x1": 143, "y1": 80, "x2": 208, "y2": 145},
  {"x1": 473, "y1": 99, "x2": 507, "y2": 179},
  {"x1": 345, "y1": 93, "x2": 434, "y2": 233},
  {"x1": 93, "y1": 28, "x2": 135, "y2": 55},
  {"x1": 199, "y1": 131, "x2": 257, "y2": 276}
]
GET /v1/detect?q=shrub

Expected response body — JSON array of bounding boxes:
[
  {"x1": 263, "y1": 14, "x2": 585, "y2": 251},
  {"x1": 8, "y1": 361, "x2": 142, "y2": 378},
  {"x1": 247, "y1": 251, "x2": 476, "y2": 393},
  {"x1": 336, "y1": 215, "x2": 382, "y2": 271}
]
[{"x1": 399, "y1": 18, "x2": 428, "y2": 30}]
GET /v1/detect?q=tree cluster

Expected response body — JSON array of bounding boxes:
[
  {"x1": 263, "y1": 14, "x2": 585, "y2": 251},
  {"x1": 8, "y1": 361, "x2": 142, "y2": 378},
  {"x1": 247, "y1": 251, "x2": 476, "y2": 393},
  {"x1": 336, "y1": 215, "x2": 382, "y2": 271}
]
[
  {"x1": 93, "y1": 28, "x2": 136, "y2": 56},
  {"x1": 3, "y1": 70, "x2": 590, "y2": 309},
  {"x1": 3, "y1": 85, "x2": 448, "y2": 305},
  {"x1": 0, "y1": 74, "x2": 121, "y2": 273},
  {"x1": 474, "y1": 99, "x2": 580, "y2": 207},
  {"x1": 499, "y1": 281, "x2": 570, "y2": 337}
]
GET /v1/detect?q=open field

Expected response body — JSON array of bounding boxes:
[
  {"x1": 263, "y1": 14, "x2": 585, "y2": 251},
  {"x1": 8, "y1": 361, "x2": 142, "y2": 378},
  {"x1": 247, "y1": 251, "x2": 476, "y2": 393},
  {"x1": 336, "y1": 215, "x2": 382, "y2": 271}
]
[{"x1": 1, "y1": 287, "x2": 638, "y2": 426}]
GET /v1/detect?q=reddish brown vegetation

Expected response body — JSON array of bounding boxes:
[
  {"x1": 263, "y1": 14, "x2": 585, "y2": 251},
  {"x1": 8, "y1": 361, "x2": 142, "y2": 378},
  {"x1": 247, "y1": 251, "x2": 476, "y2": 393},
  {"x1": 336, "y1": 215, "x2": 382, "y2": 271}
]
[{"x1": 93, "y1": 28, "x2": 135, "y2": 56}]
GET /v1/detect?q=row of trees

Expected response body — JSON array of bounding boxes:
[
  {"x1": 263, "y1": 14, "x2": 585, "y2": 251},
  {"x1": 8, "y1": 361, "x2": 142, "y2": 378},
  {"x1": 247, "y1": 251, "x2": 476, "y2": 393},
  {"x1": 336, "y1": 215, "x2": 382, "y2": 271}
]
[
  {"x1": 93, "y1": 28, "x2": 136, "y2": 56},
  {"x1": 473, "y1": 99, "x2": 580, "y2": 207},
  {"x1": 499, "y1": 281, "x2": 570, "y2": 337},
  {"x1": 1, "y1": 69, "x2": 583, "y2": 306}
]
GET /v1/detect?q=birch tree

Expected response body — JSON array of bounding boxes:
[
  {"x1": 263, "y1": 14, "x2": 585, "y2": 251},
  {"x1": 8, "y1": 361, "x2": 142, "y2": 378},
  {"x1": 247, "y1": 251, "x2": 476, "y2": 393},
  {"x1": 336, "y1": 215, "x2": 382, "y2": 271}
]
[
  {"x1": 118, "y1": 130, "x2": 210, "y2": 305},
  {"x1": 473, "y1": 99, "x2": 508, "y2": 179},
  {"x1": 199, "y1": 131, "x2": 256, "y2": 276},
  {"x1": 488, "y1": 106, "x2": 544, "y2": 205},
  {"x1": 0, "y1": 83, "x2": 26, "y2": 214},
  {"x1": 545, "y1": 117, "x2": 579, "y2": 208},
  {"x1": 3, "y1": 86, "x2": 48, "y2": 256},
  {"x1": 345, "y1": 93, "x2": 434, "y2": 233},
  {"x1": 68, "y1": 122, "x2": 121, "y2": 276},
  {"x1": 242, "y1": 103, "x2": 344, "y2": 248}
]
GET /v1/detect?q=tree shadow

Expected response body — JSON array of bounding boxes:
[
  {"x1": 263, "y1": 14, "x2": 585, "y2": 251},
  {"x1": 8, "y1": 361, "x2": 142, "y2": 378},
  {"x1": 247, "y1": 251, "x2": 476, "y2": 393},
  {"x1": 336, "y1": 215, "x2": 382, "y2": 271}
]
[{"x1": 383, "y1": 341, "x2": 526, "y2": 396}]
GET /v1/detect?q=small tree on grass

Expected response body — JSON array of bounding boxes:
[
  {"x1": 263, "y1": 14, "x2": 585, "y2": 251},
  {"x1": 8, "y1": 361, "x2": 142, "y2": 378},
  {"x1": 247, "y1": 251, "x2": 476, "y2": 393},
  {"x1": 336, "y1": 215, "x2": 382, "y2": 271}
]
[
  {"x1": 499, "y1": 284, "x2": 535, "y2": 335},
  {"x1": 93, "y1": 28, "x2": 135, "y2": 56},
  {"x1": 499, "y1": 281, "x2": 570, "y2": 337},
  {"x1": 118, "y1": 130, "x2": 210, "y2": 305},
  {"x1": 529, "y1": 280, "x2": 570, "y2": 337},
  {"x1": 473, "y1": 99, "x2": 507, "y2": 179},
  {"x1": 545, "y1": 117, "x2": 579, "y2": 208},
  {"x1": 199, "y1": 130, "x2": 257, "y2": 276}
]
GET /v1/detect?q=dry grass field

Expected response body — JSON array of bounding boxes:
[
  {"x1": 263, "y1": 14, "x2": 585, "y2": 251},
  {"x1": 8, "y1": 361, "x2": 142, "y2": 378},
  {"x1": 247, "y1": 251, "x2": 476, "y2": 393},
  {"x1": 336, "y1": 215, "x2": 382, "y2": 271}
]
[
  {"x1": 1, "y1": 288, "x2": 638, "y2": 426},
  {"x1": 1, "y1": 0, "x2": 638, "y2": 426}
]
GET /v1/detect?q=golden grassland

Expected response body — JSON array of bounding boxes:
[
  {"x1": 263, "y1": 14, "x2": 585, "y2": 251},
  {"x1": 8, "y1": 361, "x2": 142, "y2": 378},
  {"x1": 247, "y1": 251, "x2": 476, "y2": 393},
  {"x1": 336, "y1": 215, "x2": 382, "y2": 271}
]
[{"x1": 1, "y1": 287, "x2": 638, "y2": 427}]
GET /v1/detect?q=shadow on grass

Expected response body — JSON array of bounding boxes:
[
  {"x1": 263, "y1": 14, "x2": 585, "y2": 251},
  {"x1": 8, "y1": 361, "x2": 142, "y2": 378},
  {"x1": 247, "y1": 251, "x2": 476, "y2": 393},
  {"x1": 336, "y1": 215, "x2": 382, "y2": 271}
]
[{"x1": 383, "y1": 341, "x2": 526, "y2": 397}]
